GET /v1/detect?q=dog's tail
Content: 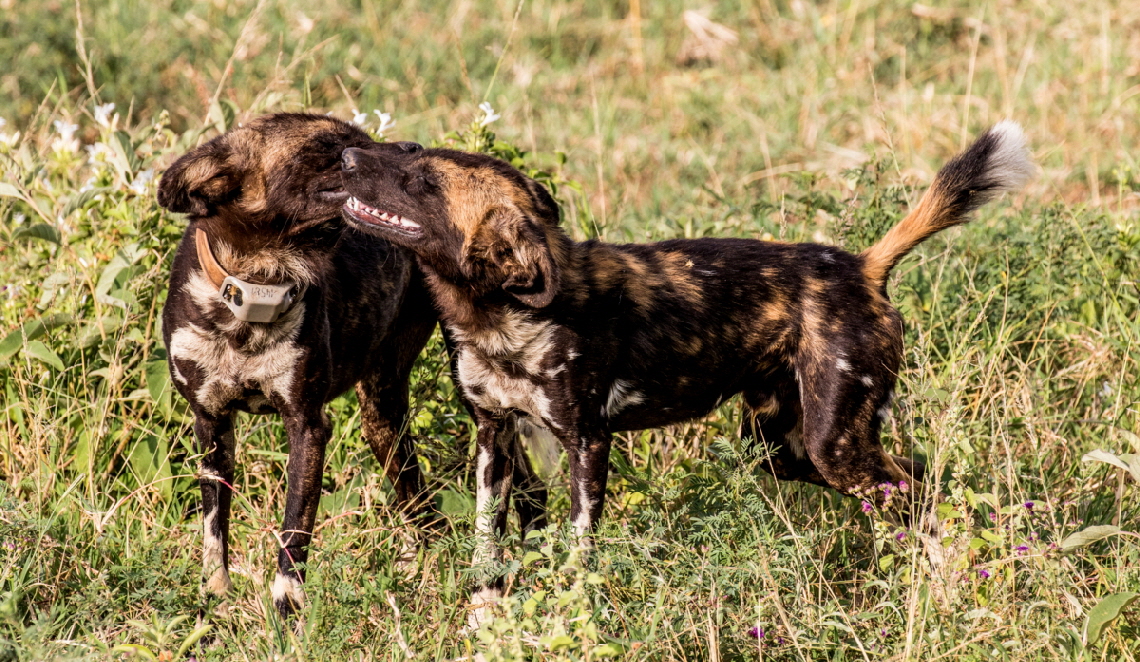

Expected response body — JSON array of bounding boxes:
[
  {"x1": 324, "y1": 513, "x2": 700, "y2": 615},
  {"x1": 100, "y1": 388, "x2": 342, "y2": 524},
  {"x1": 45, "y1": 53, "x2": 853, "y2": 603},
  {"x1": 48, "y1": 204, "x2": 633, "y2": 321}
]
[{"x1": 860, "y1": 121, "x2": 1033, "y2": 287}]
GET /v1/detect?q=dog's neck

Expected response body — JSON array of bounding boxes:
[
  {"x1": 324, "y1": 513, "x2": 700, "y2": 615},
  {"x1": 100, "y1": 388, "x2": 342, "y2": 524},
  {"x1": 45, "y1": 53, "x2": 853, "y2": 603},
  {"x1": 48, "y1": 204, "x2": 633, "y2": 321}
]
[{"x1": 193, "y1": 217, "x2": 340, "y2": 288}]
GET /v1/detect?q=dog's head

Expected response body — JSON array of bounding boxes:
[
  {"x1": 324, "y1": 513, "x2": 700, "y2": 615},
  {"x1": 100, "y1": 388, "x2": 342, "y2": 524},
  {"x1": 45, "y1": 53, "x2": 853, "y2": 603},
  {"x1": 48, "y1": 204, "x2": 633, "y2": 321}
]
[
  {"x1": 340, "y1": 146, "x2": 562, "y2": 307},
  {"x1": 158, "y1": 113, "x2": 419, "y2": 231}
]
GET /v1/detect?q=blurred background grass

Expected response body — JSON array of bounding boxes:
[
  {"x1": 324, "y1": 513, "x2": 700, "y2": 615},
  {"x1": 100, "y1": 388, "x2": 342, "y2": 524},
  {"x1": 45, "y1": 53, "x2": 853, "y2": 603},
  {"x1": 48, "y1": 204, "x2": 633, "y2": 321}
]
[{"x1": 1, "y1": 0, "x2": 1138, "y2": 660}]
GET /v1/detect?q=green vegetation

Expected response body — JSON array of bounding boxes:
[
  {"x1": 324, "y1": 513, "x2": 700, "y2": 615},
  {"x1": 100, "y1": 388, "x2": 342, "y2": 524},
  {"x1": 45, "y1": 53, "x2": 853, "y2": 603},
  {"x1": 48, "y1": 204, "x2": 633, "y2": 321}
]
[{"x1": 1, "y1": 0, "x2": 1138, "y2": 659}]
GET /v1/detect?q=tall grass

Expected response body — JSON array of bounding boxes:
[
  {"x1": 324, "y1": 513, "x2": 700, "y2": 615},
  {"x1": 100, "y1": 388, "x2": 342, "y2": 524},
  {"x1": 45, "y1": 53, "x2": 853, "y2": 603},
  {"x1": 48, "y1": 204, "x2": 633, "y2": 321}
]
[{"x1": 1, "y1": 0, "x2": 1138, "y2": 659}]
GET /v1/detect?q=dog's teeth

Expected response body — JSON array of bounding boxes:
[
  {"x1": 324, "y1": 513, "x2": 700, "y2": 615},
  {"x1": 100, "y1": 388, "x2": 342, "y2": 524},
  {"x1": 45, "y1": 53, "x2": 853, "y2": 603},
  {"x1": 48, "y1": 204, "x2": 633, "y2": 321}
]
[
  {"x1": 379, "y1": 212, "x2": 390, "y2": 221},
  {"x1": 401, "y1": 218, "x2": 420, "y2": 228}
]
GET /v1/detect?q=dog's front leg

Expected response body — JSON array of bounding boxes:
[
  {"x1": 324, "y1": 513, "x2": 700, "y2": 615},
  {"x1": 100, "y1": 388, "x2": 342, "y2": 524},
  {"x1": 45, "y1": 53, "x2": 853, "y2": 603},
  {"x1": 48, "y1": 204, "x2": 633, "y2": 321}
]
[
  {"x1": 272, "y1": 408, "x2": 331, "y2": 617},
  {"x1": 194, "y1": 411, "x2": 237, "y2": 597},
  {"x1": 566, "y1": 432, "x2": 612, "y2": 543},
  {"x1": 468, "y1": 410, "x2": 516, "y2": 628}
]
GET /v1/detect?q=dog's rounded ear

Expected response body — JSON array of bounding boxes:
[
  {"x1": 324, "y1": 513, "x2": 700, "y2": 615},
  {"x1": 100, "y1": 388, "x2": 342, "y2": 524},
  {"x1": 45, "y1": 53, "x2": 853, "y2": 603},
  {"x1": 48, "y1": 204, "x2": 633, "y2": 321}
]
[
  {"x1": 157, "y1": 142, "x2": 239, "y2": 217},
  {"x1": 502, "y1": 219, "x2": 560, "y2": 308},
  {"x1": 524, "y1": 177, "x2": 560, "y2": 226}
]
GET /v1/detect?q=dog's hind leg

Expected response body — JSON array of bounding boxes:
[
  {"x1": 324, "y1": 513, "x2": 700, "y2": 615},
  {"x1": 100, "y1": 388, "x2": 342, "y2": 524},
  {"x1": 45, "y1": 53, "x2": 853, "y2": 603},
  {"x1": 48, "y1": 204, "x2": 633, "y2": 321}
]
[
  {"x1": 794, "y1": 354, "x2": 914, "y2": 502},
  {"x1": 272, "y1": 408, "x2": 332, "y2": 617},
  {"x1": 194, "y1": 411, "x2": 236, "y2": 597},
  {"x1": 742, "y1": 376, "x2": 830, "y2": 488}
]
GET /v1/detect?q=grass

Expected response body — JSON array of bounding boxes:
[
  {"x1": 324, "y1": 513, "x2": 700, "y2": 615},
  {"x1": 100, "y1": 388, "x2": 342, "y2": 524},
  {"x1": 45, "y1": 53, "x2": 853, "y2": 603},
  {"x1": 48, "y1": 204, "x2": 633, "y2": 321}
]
[{"x1": 1, "y1": 0, "x2": 1138, "y2": 659}]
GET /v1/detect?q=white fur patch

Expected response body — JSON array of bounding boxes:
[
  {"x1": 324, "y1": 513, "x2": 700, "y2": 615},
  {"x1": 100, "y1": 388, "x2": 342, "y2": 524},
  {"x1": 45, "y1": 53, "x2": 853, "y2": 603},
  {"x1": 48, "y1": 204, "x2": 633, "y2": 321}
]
[
  {"x1": 861, "y1": 375, "x2": 874, "y2": 387},
  {"x1": 467, "y1": 585, "x2": 504, "y2": 631},
  {"x1": 604, "y1": 379, "x2": 645, "y2": 417},
  {"x1": 169, "y1": 272, "x2": 306, "y2": 415},
  {"x1": 457, "y1": 349, "x2": 556, "y2": 426},
  {"x1": 202, "y1": 508, "x2": 231, "y2": 595},
  {"x1": 983, "y1": 120, "x2": 1035, "y2": 195},
  {"x1": 271, "y1": 572, "x2": 305, "y2": 608},
  {"x1": 835, "y1": 359, "x2": 851, "y2": 373}
]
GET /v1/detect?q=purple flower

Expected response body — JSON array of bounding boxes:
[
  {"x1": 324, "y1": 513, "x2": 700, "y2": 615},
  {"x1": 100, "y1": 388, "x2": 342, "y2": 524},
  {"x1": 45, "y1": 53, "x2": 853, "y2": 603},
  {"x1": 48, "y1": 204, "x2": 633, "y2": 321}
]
[
  {"x1": 896, "y1": 531, "x2": 907, "y2": 541},
  {"x1": 978, "y1": 569, "x2": 991, "y2": 579},
  {"x1": 1024, "y1": 501, "x2": 1034, "y2": 511},
  {"x1": 1015, "y1": 545, "x2": 1029, "y2": 555},
  {"x1": 898, "y1": 480, "x2": 909, "y2": 493},
  {"x1": 988, "y1": 512, "x2": 997, "y2": 522},
  {"x1": 862, "y1": 501, "x2": 873, "y2": 513},
  {"x1": 748, "y1": 626, "x2": 765, "y2": 639}
]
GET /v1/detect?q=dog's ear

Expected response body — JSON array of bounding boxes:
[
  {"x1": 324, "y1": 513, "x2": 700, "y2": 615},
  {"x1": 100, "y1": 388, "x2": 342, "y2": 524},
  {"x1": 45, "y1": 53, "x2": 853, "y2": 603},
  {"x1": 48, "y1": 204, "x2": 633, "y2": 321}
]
[
  {"x1": 501, "y1": 218, "x2": 560, "y2": 308},
  {"x1": 462, "y1": 209, "x2": 561, "y2": 308},
  {"x1": 157, "y1": 142, "x2": 239, "y2": 216}
]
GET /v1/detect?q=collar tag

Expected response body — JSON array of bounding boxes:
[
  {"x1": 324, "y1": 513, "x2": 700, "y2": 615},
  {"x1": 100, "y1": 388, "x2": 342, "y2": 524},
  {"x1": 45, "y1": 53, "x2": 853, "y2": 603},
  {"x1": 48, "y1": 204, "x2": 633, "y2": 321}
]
[{"x1": 219, "y1": 276, "x2": 299, "y2": 323}]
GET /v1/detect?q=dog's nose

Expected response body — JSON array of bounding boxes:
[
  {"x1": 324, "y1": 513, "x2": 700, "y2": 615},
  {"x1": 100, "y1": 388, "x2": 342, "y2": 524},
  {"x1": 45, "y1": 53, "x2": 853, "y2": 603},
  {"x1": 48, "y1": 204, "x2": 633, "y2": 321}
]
[{"x1": 342, "y1": 147, "x2": 362, "y2": 172}]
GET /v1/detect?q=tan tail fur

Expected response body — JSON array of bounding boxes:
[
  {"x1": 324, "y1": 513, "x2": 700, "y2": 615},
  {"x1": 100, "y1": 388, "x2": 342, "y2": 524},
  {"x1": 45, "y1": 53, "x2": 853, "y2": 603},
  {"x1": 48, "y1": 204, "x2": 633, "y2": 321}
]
[{"x1": 861, "y1": 121, "x2": 1034, "y2": 287}]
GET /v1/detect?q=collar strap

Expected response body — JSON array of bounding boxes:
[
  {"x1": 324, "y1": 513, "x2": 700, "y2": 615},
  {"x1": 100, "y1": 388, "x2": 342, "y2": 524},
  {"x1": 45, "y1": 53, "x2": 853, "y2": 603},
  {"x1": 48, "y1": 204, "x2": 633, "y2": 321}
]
[{"x1": 194, "y1": 228, "x2": 302, "y2": 324}]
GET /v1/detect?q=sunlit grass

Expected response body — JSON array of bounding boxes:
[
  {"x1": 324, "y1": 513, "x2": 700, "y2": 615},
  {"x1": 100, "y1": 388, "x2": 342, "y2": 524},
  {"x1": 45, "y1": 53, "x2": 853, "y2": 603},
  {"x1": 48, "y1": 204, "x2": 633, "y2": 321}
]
[{"x1": 1, "y1": 1, "x2": 1138, "y2": 659}]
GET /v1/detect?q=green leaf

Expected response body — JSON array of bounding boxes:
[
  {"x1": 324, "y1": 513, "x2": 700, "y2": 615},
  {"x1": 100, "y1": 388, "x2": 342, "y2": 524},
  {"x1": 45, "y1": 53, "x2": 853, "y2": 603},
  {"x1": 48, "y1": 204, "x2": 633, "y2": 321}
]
[
  {"x1": 522, "y1": 550, "x2": 544, "y2": 567},
  {"x1": 878, "y1": 554, "x2": 895, "y2": 571},
  {"x1": 0, "y1": 320, "x2": 47, "y2": 360},
  {"x1": 0, "y1": 182, "x2": 22, "y2": 198},
  {"x1": 1083, "y1": 449, "x2": 1140, "y2": 482},
  {"x1": 24, "y1": 341, "x2": 64, "y2": 371},
  {"x1": 62, "y1": 187, "x2": 113, "y2": 218},
  {"x1": 593, "y1": 643, "x2": 625, "y2": 657},
  {"x1": 145, "y1": 360, "x2": 171, "y2": 413},
  {"x1": 1085, "y1": 592, "x2": 1140, "y2": 645},
  {"x1": 177, "y1": 624, "x2": 214, "y2": 656},
  {"x1": 12, "y1": 223, "x2": 61, "y2": 244},
  {"x1": 110, "y1": 644, "x2": 157, "y2": 660},
  {"x1": 1061, "y1": 525, "x2": 1123, "y2": 551}
]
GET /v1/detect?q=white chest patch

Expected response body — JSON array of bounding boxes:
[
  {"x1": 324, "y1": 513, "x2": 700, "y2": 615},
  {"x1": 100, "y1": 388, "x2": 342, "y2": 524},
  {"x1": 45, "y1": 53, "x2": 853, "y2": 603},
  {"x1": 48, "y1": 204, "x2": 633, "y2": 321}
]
[
  {"x1": 452, "y1": 314, "x2": 561, "y2": 427},
  {"x1": 169, "y1": 273, "x2": 306, "y2": 415}
]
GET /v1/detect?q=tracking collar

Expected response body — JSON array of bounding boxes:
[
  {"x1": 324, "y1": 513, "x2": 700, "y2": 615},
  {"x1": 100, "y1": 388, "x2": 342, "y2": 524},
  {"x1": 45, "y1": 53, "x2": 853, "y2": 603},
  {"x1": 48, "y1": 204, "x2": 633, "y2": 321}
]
[{"x1": 195, "y1": 228, "x2": 302, "y2": 324}]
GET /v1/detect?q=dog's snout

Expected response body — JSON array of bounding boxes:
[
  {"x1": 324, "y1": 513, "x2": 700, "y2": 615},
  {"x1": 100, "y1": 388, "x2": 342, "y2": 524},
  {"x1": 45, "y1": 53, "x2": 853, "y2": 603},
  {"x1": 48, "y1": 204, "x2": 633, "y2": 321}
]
[
  {"x1": 396, "y1": 141, "x2": 422, "y2": 154},
  {"x1": 342, "y1": 147, "x2": 362, "y2": 172}
]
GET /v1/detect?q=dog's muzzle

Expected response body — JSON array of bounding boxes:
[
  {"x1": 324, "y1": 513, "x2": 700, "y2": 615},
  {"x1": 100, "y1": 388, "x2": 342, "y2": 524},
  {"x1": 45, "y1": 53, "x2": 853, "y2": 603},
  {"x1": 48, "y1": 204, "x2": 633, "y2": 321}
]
[{"x1": 219, "y1": 277, "x2": 299, "y2": 323}]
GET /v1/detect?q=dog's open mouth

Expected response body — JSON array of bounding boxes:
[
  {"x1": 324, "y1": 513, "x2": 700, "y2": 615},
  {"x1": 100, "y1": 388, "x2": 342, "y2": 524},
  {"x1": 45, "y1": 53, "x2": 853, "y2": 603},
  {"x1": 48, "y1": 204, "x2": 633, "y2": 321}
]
[
  {"x1": 344, "y1": 197, "x2": 422, "y2": 234},
  {"x1": 313, "y1": 185, "x2": 349, "y2": 203}
]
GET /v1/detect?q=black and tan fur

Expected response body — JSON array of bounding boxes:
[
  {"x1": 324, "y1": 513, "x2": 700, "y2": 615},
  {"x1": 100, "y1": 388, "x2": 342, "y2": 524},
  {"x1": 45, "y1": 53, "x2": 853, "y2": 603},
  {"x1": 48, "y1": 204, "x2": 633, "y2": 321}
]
[
  {"x1": 158, "y1": 114, "x2": 444, "y2": 616},
  {"x1": 339, "y1": 122, "x2": 1033, "y2": 614}
]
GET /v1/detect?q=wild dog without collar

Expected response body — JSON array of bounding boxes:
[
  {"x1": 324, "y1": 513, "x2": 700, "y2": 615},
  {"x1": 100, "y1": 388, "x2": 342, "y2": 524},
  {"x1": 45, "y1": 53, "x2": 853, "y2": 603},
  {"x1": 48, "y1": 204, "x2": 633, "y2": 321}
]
[
  {"x1": 339, "y1": 122, "x2": 1033, "y2": 617},
  {"x1": 157, "y1": 114, "x2": 442, "y2": 617}
]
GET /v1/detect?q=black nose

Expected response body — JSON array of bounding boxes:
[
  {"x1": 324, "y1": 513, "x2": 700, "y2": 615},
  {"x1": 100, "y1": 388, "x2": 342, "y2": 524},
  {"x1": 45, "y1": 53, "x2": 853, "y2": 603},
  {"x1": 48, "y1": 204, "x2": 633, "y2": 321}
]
[
  {"x1": 395, "y1": 141, "x2": 422, "y2": 153},
  {"x1": 342, "y1": 147, "x2": 362, "y2": 172}
]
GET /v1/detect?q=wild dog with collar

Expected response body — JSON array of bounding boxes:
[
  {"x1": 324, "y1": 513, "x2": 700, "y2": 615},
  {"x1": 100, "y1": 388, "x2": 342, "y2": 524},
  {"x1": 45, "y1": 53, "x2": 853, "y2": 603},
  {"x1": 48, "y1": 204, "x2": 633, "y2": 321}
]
[
  {"x1": 339, "y1": 122, "x2": 1033, "y2": 612},
  {"x1": 158, "y1": 114, "x2": 445, "y2": 617}
]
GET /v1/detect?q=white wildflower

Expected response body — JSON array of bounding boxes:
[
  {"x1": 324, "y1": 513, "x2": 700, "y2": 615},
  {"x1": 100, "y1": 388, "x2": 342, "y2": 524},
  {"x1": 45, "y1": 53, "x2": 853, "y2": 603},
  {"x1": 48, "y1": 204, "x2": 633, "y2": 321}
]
[
  {"x1": 373, "y1": 110, "x2": 396, "y2": 137},
  {"x1": 129, "y1": 169, "x2": 154, "y2": 194},
  {"x1": 94, "y1": 102, "x2": 116, "y2": 128},
  {"x1": 0, "y1": 130, "x2": 17, "y2": 147},
  {"x1": 352, "y1": 109, "x2": 368, "y2": 125},
  {"x1": 85, "y1": 142, "x2": 112, "y2": 166},
  {"x1": 52, "y1": 120, "x2": 80, "y2": 152},
  {"x1": 477, "y1": 102, "x2": 501, "y2": 127}
]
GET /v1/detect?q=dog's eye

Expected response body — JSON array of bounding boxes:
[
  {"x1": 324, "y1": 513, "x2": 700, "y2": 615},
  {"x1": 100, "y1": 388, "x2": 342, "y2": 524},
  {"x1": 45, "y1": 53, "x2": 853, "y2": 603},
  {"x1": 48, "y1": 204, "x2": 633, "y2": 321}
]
[{"x1": 406, "y1": 173, "x2": 436, "y2": 194}]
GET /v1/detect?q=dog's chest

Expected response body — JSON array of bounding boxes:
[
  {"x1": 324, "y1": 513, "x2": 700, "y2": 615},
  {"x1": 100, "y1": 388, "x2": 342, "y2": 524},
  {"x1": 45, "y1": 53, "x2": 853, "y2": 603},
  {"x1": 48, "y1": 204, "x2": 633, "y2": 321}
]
[
  {"x1": 168, "y1": 275, "x2": 307, "y2": 415},
  {"x1": 452, "y1": 316, "x2": 564, "y2": 426}
]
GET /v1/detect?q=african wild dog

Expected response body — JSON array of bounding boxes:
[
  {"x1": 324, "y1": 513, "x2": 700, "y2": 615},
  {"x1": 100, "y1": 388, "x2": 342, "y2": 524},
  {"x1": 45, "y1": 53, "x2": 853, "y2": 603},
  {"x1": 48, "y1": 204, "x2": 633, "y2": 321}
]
[
  {"x1": 338, "y1": 122, "x2": 1033, "y2": 618},
  {"x1": 158, "y1": 114, "x2": 546, "y2": 618}
]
